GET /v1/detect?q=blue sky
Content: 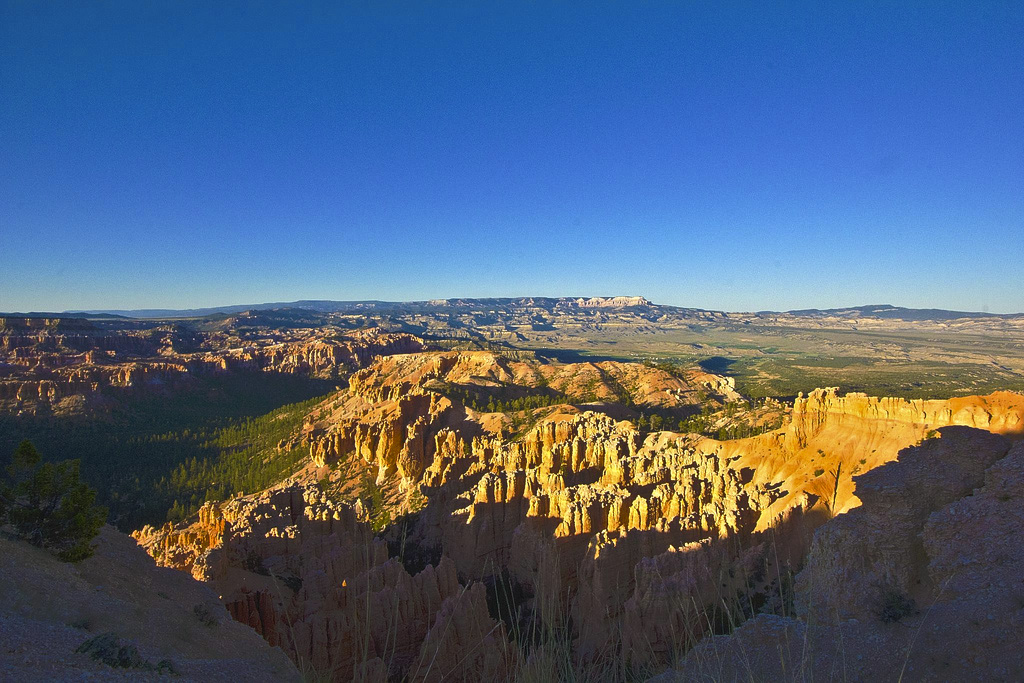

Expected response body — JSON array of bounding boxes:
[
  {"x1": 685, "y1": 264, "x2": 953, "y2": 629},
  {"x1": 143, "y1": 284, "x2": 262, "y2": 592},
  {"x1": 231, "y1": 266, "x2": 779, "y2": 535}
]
[{"x1": 2, "y1": 2, "x2": 1021, "y2": 313}]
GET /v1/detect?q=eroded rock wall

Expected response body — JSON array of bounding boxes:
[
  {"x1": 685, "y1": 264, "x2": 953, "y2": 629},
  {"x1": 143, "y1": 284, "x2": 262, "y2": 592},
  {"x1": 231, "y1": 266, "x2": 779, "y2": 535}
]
[
  {"x1": 0, "y1": 327, "x2": 422, "y2": 413},
  {"x1": 134, "y1": 486, "x2": 517, "y2": 681}
]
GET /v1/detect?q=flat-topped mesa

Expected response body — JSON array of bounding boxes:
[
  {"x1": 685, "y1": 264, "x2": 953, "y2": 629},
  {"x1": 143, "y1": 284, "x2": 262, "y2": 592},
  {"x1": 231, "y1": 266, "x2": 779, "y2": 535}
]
[
  {"x1": 573, "y1": 296, "x2": 652, "y2": 308},
  {"x1": 0, "y1": 331, "x2": 154, "y2": 355},
  {"x1": 0, "y1": 359, "x2": 200, "y2": 402},
  {"x1": 0, "y1": 316, "x2": 97, "y2": 332}
]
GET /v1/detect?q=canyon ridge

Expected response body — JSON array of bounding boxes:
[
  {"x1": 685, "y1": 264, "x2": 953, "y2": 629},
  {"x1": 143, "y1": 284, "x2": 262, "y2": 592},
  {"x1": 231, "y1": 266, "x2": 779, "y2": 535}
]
[{"x1": 2, "y1": 298, "x2": 1022, "y2": 681}]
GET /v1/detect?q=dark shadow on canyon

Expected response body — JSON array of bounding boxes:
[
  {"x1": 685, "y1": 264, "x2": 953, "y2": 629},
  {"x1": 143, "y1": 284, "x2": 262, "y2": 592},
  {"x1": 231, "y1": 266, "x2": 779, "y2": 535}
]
[{"x1": 365, "y1": 484, "x2": 832, "y2": 671}]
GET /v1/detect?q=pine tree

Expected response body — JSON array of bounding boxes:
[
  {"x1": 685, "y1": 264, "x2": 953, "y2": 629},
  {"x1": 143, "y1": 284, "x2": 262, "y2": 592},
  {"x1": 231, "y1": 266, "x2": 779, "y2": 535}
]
[
  {"x1": 167, "y1": 499, "x2": 184, "y2": 522},
  {"x1": 1, "y1": 440, "x2": 107, "y2": 562}
]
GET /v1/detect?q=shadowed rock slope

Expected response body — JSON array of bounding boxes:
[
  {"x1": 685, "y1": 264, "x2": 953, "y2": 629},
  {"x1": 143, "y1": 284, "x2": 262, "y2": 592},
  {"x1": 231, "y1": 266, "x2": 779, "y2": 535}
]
[{"x1": 657, "y1": 426, "x2": 1024, "y2": 682}]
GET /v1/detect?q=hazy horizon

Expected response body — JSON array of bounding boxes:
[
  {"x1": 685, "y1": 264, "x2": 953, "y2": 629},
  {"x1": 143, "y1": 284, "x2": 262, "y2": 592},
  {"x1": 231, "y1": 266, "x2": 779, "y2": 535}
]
[{"x1": 2, "y1": 3, "x2": 1021, "y2": 313}]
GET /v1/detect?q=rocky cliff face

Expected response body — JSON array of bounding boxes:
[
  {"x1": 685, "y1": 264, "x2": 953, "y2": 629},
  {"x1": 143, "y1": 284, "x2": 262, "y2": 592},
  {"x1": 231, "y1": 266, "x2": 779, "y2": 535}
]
[
  {"x1": 707, "y1": 387, "x2": 1024, "y2": 523},
  {"x1": 573, "y1": 296, "x2": 652, "y2": 308},
  {"x1": 0, "y1": 323, "x2": 421, "y2": 414},
  {"x1": 132, "y1": 351, "x2": 1024, "y2": 679},
  {"x1": 791, "y1": 387, "x2": 1024, "y2": 434},
  {"x1": 214, "y1": 331, "x2": 422, "y2": 379}
]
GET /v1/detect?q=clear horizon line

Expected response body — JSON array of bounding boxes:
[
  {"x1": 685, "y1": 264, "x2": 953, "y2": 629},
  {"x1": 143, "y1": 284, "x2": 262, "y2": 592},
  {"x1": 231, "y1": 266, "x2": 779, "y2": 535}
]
[{"x1": 1, "y1": 296, "x2": 1021, "y2": 318}]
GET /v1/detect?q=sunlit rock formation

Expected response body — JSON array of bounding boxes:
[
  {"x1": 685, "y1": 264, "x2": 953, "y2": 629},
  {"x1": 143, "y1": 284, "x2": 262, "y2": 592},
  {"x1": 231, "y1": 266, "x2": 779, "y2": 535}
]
[{"x1": 133, "y1": 350, "x2": 1024, "y2": 679}]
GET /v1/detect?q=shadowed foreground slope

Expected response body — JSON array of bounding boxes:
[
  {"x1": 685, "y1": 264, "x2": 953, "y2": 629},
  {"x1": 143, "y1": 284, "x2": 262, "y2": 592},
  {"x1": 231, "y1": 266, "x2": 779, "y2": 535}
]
[{"x1": 0, "y1": 526, "x2": 299, "y2": 682}]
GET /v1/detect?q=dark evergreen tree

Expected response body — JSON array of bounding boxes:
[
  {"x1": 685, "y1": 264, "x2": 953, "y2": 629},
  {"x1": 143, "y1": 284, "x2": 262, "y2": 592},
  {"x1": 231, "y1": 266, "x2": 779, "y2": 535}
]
[{"x1": 1, "y1": 440, "x2": 107, "y2": 562}]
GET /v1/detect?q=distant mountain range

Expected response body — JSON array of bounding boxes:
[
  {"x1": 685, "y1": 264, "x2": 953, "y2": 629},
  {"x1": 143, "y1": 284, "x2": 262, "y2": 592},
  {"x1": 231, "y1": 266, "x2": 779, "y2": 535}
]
[
  {"x1": 2, "y1": 298, "x2": 1020, "y2": 321},
  {"x1": 58, "y1": 296, "x2": 661, "y2": 318},
  {"x1": 778, "y1": 304, "x2": 1024, "y2": 321}
]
